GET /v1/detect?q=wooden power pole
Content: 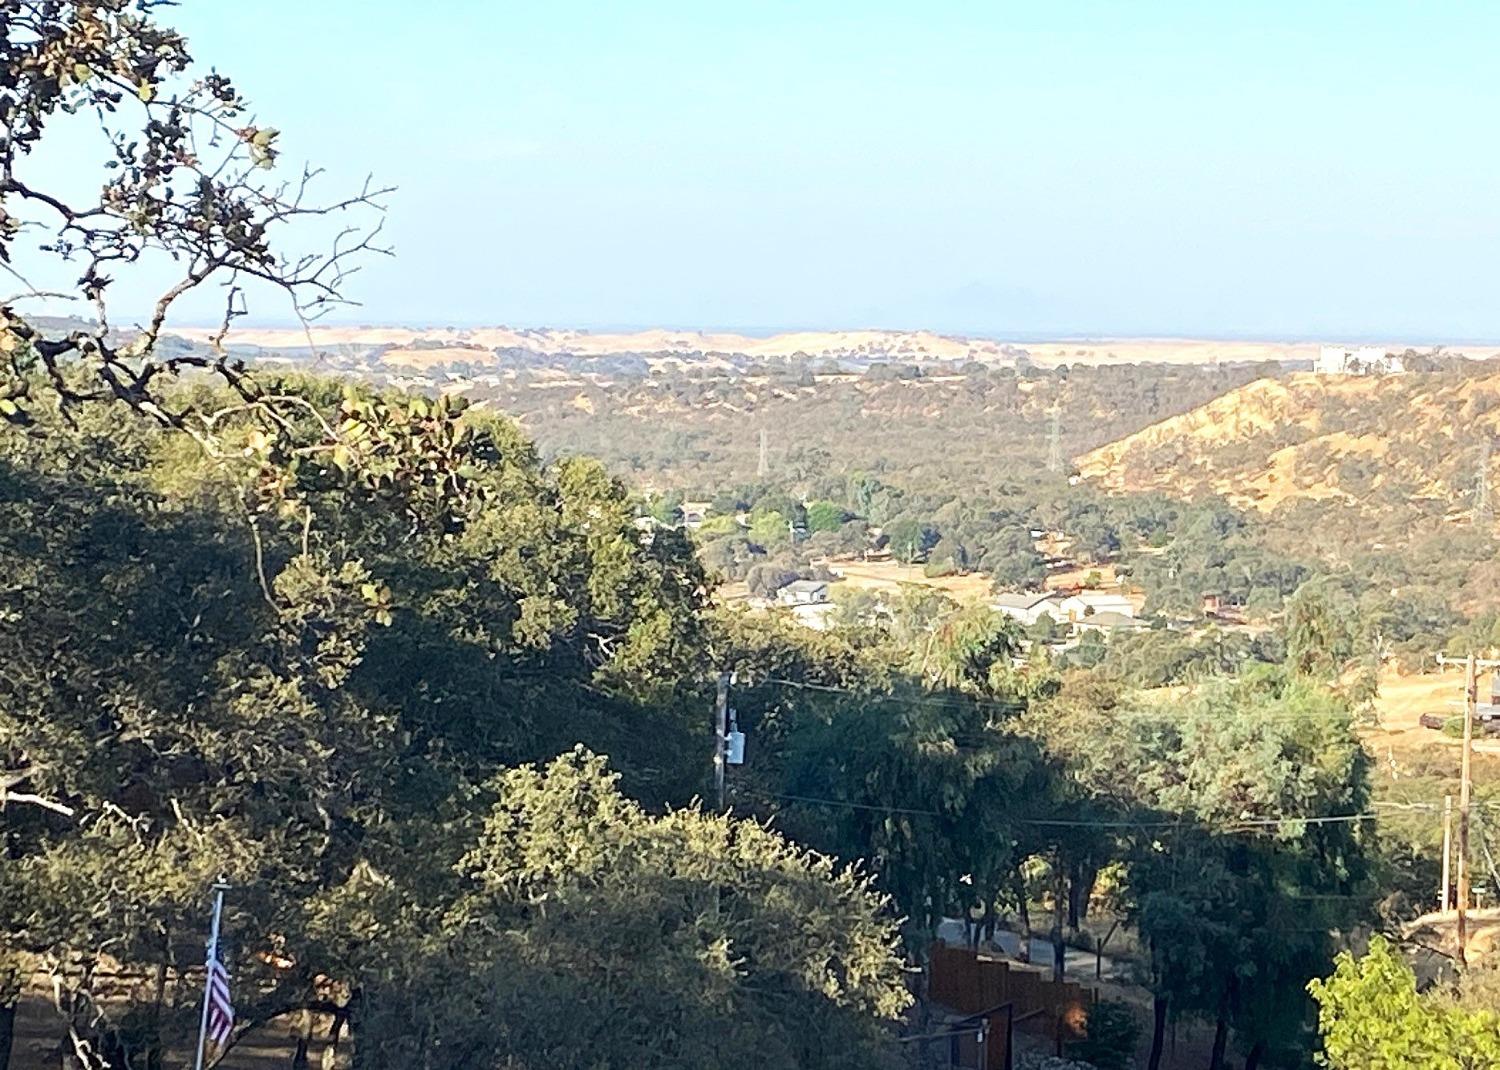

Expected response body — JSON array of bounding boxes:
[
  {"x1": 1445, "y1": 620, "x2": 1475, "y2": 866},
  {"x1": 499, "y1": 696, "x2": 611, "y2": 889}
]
[
  {"x1": 1459, "y1": 655, "x2": 1476, "y2": 963},
  {"x1": 713, "y1": 672, "x2": 731, "y2": 811},
  {"x1": 1441, "y1": 793, "x2": 1454, "y2": 913},
  {"x1": 1437, "y1": 653, "x2": 1500, "y2": 964}
]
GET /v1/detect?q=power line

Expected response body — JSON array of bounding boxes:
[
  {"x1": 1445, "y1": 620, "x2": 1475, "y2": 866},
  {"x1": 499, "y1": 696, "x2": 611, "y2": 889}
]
[
  {"x1": 748, "y1": 789, "x2": 940, "y2": 818},
  {"x1": 756, "y1": 676, "x2": 1027, "y2": 714},
  {"x1": 755, "y1": 675, "x2": 1372, "y2": 726},
  {"x1": 1472, "y1": 809, "x2": 1500, "y2": 891},
  {"x1": 741, "y1": 785, "x2": 1455, "y2": 832},
  {"x1": 1019, "y1": 812, "x2": 1388, "y2": 831}
]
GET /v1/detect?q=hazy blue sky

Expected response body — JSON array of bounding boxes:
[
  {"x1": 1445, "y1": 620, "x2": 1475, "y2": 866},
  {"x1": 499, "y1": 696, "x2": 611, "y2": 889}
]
[{"x1": 131, "y1": 3, "x2": 1500, "y2": 337}]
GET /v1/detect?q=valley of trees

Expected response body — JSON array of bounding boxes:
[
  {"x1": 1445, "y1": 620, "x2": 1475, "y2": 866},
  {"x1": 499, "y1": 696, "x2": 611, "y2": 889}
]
[
  {"x1": 472, "y1": 357, "x2": 1500, "y2": 668},
  {"x1": 5, "y1": 366, "x2": 1496, "y2": 1068},
  {"x1": 0, "y1": 4, "x2": 1497, "y2": 1070}
]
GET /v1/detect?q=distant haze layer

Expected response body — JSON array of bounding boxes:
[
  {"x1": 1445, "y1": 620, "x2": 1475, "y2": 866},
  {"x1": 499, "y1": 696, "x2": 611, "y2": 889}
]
[{"x1": 155, "y1": 325, "x2": 1401, "y2": 368}]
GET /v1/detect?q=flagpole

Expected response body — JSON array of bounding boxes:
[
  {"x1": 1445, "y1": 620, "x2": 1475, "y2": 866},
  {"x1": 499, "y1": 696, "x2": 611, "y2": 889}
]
[{"x1": 193, "y1": 881, "x2": 229, "y2": 1070}]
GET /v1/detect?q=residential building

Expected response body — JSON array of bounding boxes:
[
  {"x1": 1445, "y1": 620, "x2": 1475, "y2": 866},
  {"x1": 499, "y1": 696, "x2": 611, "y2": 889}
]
[
  {"x1": 992, "y1": 591, "x2": 1060, "y2": 626},
  {"x1": 1314, "y1": 345, "x2": 1407, "y2": 376},
  {"x1": 680, "y1": 500, "x2": 712, "y2": 530},
  {"x1": 777, "y1": 579, "x2": 831, "y2": 606},
  {"x1": 1075, "y1": 610, "x2": 1147, "y2": 635},
  {"x1": 1052, "y1": 590, "x2": 1136, "y2": 622}
]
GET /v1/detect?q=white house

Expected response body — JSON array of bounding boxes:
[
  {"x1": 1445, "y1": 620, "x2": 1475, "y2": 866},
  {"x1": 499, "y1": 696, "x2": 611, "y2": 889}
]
[
  {"x1": 1052, "y1": 591, "x2": 1136, "y2": 622},
  {"x1": 679, "y1": 500, "x2": 712, "y2": 530},
  {"x1": 777, "y1": 579, "x2": 831, "y2": 606},
  {"x1": 992, "y1": 592, "x2": 1060, "y2": 626},
  {"x1": 1075, "y1": 610, "x2": 1147, "y2": 635},
  {"x1": 1315, "y1": 345, "x2": 1406, "y2": 376},
  {"x1": 995, "y1": 589, "x2": 1138, "y2": 627}
]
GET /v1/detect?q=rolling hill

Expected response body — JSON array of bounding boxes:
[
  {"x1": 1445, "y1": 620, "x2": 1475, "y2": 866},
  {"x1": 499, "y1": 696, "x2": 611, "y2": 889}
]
[{"x1": 1076, "y1": 370, "x2": 1500, "y2": 521}]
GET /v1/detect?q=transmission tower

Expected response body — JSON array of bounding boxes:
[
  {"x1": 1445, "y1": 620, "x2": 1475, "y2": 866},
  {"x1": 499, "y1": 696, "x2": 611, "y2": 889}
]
[
  {"x1": 1477, "y1": 439, "x2": 1493, "y2": 528},
  {"x1": 757, "y1": 427, "x2": 769, "y2": 479},
  {"x1": 1046, "y1": 407, "x2": 1063, "y2": 474}
]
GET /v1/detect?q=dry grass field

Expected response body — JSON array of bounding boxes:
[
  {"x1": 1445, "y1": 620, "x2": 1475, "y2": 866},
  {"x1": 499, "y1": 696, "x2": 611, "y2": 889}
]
[
  {"x1": 1367, "y1": 667, "x2": 1500, "y2": 757},
  {"x1": 1076, "y1": 370, "x2": 1500, "y2": 515},
  {"x1": 828, "y1": 560, "x2": 996, "y2": 601}
]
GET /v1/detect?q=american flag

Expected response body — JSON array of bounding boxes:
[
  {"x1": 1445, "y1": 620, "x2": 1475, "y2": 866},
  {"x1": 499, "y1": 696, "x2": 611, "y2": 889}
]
[{"x1": 205, "y1": 943, "x2": 235, "y2": 1048}]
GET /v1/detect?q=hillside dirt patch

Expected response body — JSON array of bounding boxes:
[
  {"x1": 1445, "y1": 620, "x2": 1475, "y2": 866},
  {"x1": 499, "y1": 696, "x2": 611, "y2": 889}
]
[
  {"x1": 1367, "y1": 667, "x2": 1500, "y2": 758},
  {"x1": 1075, "y1": 370, "x2": 1500, "y2": 516},
  {"x1": 829, "y1": 560, "x2": 996, "y2": 601}
]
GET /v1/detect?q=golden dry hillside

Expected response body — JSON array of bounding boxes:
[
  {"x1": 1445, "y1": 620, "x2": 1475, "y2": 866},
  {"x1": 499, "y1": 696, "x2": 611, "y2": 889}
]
[{"x1": 1076, "y1": 370, "x2": 1500, "y2": 517}]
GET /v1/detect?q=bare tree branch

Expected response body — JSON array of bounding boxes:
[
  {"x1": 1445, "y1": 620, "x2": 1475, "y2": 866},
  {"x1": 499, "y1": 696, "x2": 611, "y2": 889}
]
[{"x1": 0, "y1": 1, "x2": 391, "y2": 443}]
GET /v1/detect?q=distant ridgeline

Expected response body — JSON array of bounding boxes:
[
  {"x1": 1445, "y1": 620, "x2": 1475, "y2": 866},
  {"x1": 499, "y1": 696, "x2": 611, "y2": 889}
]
[{"x1": 146, "y1": 325, "x2": 1500, "y2": 655}]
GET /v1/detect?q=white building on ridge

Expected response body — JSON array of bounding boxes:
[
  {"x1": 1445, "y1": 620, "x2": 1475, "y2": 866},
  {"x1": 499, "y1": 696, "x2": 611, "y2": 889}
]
[{"x1": 1315, "y1": 345, "x2": 1406, "y2": 376}]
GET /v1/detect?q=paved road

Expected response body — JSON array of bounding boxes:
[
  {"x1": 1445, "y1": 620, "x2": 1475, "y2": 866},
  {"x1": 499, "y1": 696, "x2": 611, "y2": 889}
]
[{"x1": 934, "y1": 918, "x2": 1136, "y2": 982}]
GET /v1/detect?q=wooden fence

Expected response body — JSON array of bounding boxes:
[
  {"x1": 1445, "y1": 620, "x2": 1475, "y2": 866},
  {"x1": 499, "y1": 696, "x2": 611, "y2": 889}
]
[{"x1": 927, "y1": 941, "x2": 1095, "y2": 1069}]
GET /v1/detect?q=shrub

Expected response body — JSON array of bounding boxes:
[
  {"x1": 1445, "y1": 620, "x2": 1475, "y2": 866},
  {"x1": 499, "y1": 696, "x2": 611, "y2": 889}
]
[{"x1": 1066, "y1": 999, "x2": 1139, "y2": 1070}]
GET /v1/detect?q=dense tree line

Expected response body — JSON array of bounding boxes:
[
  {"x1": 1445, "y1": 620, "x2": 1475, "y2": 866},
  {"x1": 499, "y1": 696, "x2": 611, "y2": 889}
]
[
  {"x1": 1, "y1": 373, "x2": 1451, "y2": 1066},
  {"x1": 0, "y1": 377, "x2": 910, "y2": 1070}
]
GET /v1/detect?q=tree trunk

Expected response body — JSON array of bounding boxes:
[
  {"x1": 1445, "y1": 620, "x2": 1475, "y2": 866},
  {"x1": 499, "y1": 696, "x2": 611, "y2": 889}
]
[
  {"x1": 1013, "y1": 872, "x2": 1031, "y2": 963},
  {"x1": 324, "y1": 1004, "x2": 352, "y2": 1070},
  {"x1": 1207, "y1": 986, "x2": 1231, "y2": 1070},
  {"x1": 0, "y1": 1000, "x2": 15, "y2": 1070},
  {"x1": 1244, "y1": 1039, "x2": 1267, "y2": 1070},
  {"x1": 1078, "y1": 860, "x2": 1101, "y2": 927},
  {"x1": 147, "y1": 947, "x2": 168, "y2": 1070},
  {"x1": 292, "y1": 1008, "x2": 313, "y2": 1070},
  {"x1": 1066, "y1": 858, "x2": 1089, "y2": 931},
  {"x1": 1096, "y1": 919, "x2": 1120, "y2": 980},
  {"x1": 1146, "y1": 995, "x2": 1168, "y2": 1070},
  {"x1": 1051, "y1": 860, "x2": 1066, "y2": 982}
]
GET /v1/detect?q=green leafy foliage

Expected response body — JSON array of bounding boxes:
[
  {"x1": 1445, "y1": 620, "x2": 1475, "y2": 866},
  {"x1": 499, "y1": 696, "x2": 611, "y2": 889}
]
[
  {"x1": 1032, "y1": 668, "x2": 1374, "y2": 1064},
  {"x1": 1309, "y1": 936, "x2": 1500, "y2": 1069},
  {"x1": 308, "y1": 749, "x2": 911, "y2": 1070},
  {"x1": 717, "y1": 603, "x2": 1059, "y2": 947},
  {"x1": 806, "y1": 499, "x2": 849, "y2": 532},
  {"x1": 0, "y1": 378, "x2": 742, "y2": 1064},
  {"x1": 1067, "y1": 999, "x2": 1141, "y2": 1070}
]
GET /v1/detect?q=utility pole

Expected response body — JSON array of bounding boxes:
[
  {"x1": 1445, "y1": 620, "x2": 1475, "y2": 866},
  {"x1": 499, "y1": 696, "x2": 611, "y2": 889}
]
[
  {"x1": 1459, "y1": 655, "x2": 1477, "y2": 964},
  {"x1": 1477, "y1": 439, "x2": 1493, "y2": 528},
  {"x1": 1441, "y1": 793, "x2": 1454, "y2": 913},
  {"x1": 1437, "y1": 653, "x2": 1500, "y2": 964},
  {"x1": 757, "y1": 428, "x2": 769, "y2": 479},
  {"x1": 1046, "y1": 407, "x2": 1063, "y2": 475},
  {"x1": 713, "y1": 672, "x2": 731, "y2": 811}
]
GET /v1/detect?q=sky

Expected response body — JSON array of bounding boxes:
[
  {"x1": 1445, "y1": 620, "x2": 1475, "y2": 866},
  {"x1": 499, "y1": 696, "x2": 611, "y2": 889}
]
[{"x1": 38, "y1": 2, "x2": 1500, "y2": 338}]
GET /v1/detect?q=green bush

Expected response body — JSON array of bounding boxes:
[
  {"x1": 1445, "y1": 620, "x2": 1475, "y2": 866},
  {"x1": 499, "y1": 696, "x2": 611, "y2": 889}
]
[
  {"x1": 1309, "y1": 935, "x2": 1500, "y2": 1068},
  {"x1": 1066, "y1": 999, "x2": 1139, "y2": 1070}
]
